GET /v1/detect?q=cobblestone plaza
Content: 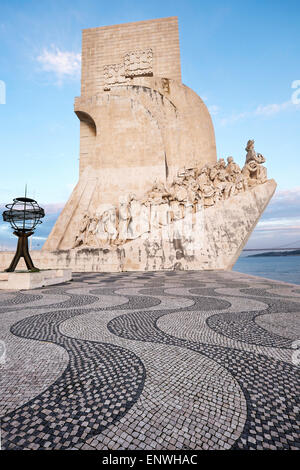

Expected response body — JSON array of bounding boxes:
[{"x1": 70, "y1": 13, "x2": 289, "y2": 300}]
[{"x1": 0, "y1": 270, "x2": 299, "y2": 450}]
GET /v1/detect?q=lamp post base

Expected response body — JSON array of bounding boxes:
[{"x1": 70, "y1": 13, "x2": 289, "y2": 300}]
[{"x1": 5, "y1": 231, "x2": 39, "y2": 273}]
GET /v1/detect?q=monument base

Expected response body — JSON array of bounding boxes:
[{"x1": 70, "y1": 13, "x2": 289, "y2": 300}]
[{"x1": 0, "y1": 269, "x2": 72, "y2": 290}]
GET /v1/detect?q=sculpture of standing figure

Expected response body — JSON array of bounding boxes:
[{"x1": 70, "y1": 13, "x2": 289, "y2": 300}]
[
  {"x1": 102, "y1": 208, "x2": 118, "y2": 244},
  {"x1": 118, "y1": 196, "x2": 131, "y2": 242},
  {"x1": 73, "y1": 214, "x2": 90, "y2": 248},
  {"x1": 94, "y1": 213, "x2": 109, "y2": 247},
  {"x1": 128, "y1": 194, "x2": 142, "y2": 239},
  {"x1": 243, "y1": 140, "x2": 267, "y2": 185},
  {"x1": 85, "y1": 216, "x2": 99, "y2": 246},
  {"x1": 170, "y1": 176, "x2": 188, "y2": 202},
  {"x1": 226, "y1": 156, "x2": 247, "y2": 192},
  {"x1": 245, "y1": 139, "x2": 257, "y2": 163},
  {"x1": 210, "y1": 159, "x2": 233, "y2": 200}
]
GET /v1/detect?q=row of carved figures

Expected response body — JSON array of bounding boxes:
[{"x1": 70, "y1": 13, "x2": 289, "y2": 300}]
[{"x1": 73, "y1": 140, "x2": 268, "y2": 248}]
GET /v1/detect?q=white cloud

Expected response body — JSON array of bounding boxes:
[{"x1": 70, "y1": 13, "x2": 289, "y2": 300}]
[
  {"x1": 219, "y1": 111, "x2": 249, "y2": 126},
  {"x1": 42, "y1": 202, "x2": 65, "y2": 214},
  {"x1": 243, "y1": 185, "x2": 300, "y2": 249},
  {"x1": 208, "y1": 105, "x2": 220, "y2": 115},
  {"x1": 263, "y1": 186, "x2": 300, "y2": 220},
  {"x1": 255, "y1": 101, "x2": 291, "y2": 116},
  {"x1": 219, "y1": 99, "x2": 299, "y2": 126},
  {"x1": 272, "y1": 186, "x2": 300, "y2": 202},
  {"x1": 37, "y1": 46, "x2": 81, "y2": 81},
  {"x1": 0, "y1": 224, "x2": 10, "y2": 233},
  {"x1": 256, "y1": 220, "x2": 300, "y2": 230}
]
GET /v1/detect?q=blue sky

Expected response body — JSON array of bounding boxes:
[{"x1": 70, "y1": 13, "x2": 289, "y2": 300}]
[{"x1": 0, "y1": 0, "x2": 300, "y2": 250}]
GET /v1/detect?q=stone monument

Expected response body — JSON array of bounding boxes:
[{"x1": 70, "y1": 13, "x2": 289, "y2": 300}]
[{"x1": 38, "y1": 17, "x2": 276, "y2": 272}]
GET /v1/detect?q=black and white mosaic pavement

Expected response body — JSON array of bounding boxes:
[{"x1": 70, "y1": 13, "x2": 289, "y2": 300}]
[{"x1": 0, "y1": 270, "x2": 299, "y2": 450}]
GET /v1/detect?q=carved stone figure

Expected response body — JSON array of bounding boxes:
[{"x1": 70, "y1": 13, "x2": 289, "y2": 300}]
[
  {"x1": 197, "y1": 166, "x2": 209, "y2": 188},
  {"x1": 234, "y1": 171, "x2": 247, "y2": 193},
  {"x1": 256, "y1": 154, "x2": 268, "y2": 183},
  {"x1": 102, "y1": 208, "x2": 118, "y2": 244},
  {"x1": 170, "y1": 176, "x2": 188, "y2": 202},
  {"x1": 94, "y1": 214, "x2": 109, "y2": 247},
  {"x1": 128, "y1": 194, "x2": 142, "y2": 239},
  {"x1": 118, "y1": 197, "x2": 131, "y2": 242},
  {"x1": 195, "y1": 166, "x2": 215, "y2": 206},
  {"x1": 85, "y1": 216, "x2": 99, "y2": 246},
  {"x1": 242, "y1": 160, "x2": 267, "y2": 186},
  {"x1": 139, "y1": 203, "x2": 150, "y2": 236},
  {"x1": 178, "y1": 166, "x2": 196, "y2": 179},
  {"x1": 186, "y1": 179, "x2": 201, "y2": 205},
  {"x1": 210, "y1": 159, "x2": 233, "y2": 200},
  {"x1": 202, "y1": 185, "x2": 215, "y2": 207},
  {"x1": 242, "y1": 140, "x2": 267, "y2": 185},
  {"x1": 226, "y1": 157, "x2": 241, "y2": 181},
  {"x1": 245, "y1": 139, "x2": 256, "y2": 163},
  {"x1": 73, "y1": 214, "x2": 90, "y2": 248},
  {"x1": 72, "y1": 139, "x2": 270, "y2": 250},
  {"x1": 146, "y1": 181, "x2": 170, "y2": 205}
]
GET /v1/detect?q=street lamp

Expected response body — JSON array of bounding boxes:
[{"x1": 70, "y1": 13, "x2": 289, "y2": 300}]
[{"x1": 2, "y1": 196, "x2": 45, "y2": 272}]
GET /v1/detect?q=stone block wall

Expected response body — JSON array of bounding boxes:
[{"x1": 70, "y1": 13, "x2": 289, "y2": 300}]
[{"x1": 81, "y1": 16, "x2": 181, "y2": 96}]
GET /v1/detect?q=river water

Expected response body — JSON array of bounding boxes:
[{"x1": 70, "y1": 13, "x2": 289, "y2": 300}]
[{"x1": 233, "y1": 252, "x2": 300, "y2": 285}]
